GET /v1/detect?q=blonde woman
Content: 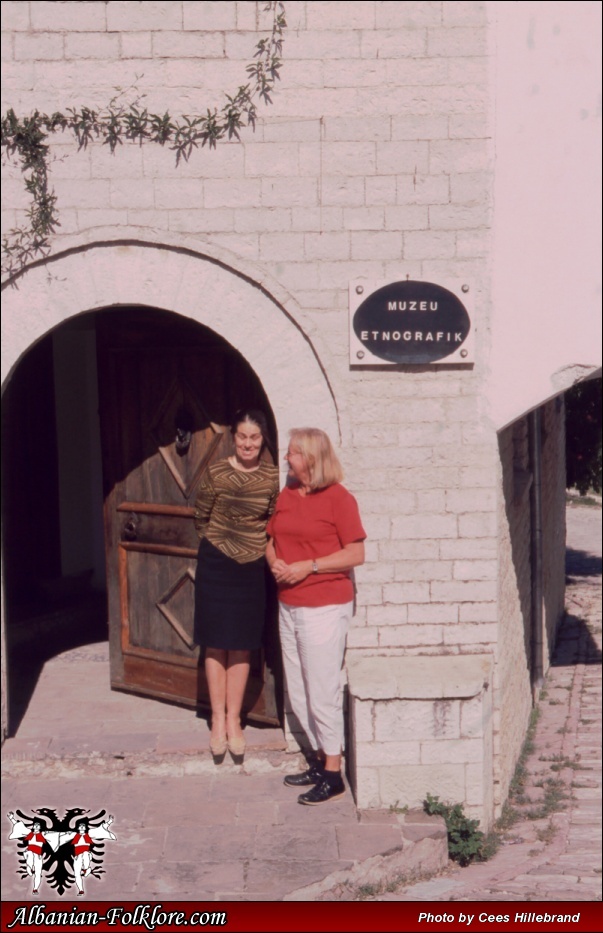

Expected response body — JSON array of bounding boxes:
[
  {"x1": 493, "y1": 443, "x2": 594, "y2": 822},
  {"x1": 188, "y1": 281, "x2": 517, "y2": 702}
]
[{"x1": 266, "y1": 428, "x2": 365, "y2": 805}]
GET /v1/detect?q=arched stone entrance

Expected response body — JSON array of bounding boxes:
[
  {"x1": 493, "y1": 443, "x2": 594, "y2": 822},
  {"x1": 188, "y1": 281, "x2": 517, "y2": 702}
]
[
  {"x1": 1, "y1": 239, "x2": 339, "y2": 740},
  {"x1": 1, "y1": 238, "x2": 339, "y2": 439}
]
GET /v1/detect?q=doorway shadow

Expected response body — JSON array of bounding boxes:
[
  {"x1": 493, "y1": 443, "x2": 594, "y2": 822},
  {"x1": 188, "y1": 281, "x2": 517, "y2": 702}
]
[
  {"x1": 551, "y1": 606, "x2": 602, "y2": 668},
  {"x1": 550, "y1": 545, "x2": 603, "y2": 669},
  {"x1": 565, "y1": 545, "x2": 602, "y2": 579},
  {"x1": 6, "y1": 591, "x2": 108, "y2": 735}
]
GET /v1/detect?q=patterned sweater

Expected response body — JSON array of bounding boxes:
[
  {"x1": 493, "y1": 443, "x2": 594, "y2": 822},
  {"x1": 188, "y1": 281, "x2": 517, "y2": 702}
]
[{"x1": 194, "y1": 459, "x2": 279, "y2": 564}]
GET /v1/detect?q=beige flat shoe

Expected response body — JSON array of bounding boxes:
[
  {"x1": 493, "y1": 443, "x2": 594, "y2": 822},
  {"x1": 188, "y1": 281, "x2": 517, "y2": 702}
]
[
  {"x1": 227, "y1": 734, "x2": 246, "y2": 757},
  {"x1": 209, "y1": 734, "x2": 228, "y2": 757}
]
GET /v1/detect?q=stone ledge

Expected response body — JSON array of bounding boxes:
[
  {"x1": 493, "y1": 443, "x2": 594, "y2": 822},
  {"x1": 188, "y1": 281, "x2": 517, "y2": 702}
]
[
  {"x1": 0, "y1": 740, "x2": 297, "y2": 780},
  {"x1": 347, "y1": 653, "x2": 493, "y2": 700},
  {"x1": 400, "y1": 808, "x2": 449, "y2": 842}
]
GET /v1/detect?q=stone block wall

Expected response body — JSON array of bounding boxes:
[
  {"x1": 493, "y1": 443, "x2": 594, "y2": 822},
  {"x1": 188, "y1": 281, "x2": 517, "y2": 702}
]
[{"x1": 347, "y1": 654, "x2": 494, "y2": 828}]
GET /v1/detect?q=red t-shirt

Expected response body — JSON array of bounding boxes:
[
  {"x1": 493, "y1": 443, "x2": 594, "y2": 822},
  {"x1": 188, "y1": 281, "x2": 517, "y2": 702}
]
[{"x1": 266, "y1": 483, "x2": 366, "y2": 607}]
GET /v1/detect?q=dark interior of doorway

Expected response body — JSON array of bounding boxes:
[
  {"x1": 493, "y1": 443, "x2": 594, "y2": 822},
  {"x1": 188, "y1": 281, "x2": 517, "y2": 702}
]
[{"x1": 2, "y1": 328, "x2": 108, "y2": 734}]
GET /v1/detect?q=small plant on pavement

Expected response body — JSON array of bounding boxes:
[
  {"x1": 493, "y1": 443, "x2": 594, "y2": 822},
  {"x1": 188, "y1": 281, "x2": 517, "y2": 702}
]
[{"x1": 423, "y1": 794, "x2": 494, "y2": 866}]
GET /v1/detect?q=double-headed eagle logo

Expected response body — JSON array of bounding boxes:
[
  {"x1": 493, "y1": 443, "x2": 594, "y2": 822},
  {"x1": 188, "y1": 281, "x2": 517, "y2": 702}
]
[{"x1": 7, "y1": 808, "x2": 116, "y2": 897}]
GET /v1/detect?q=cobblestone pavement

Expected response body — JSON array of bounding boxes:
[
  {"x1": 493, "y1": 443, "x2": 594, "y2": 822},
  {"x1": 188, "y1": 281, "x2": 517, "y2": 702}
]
[{"x1": 368, "y1": 503, "x2": 602, "y2": 903}]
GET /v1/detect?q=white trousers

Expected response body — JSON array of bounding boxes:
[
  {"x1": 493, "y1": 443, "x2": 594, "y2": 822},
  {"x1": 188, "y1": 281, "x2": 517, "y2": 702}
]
[{"x1": 279, "y1": 601, "x2": 353, "y2": 756}]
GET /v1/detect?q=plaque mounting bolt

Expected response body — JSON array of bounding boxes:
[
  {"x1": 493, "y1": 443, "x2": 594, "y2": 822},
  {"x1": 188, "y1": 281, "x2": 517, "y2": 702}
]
[
  {"x1": 356, "y1": 351, "x2": 365, "y2": 360},
  {"x1": 355, "y1": 285, "x2": 364, "y2": 295},
  {"x1": 460, "y1": 349, "x2": 468, "y2": 358},
  {"x1": 461, "y1": 284, "x2": 470, "y2": 293}
]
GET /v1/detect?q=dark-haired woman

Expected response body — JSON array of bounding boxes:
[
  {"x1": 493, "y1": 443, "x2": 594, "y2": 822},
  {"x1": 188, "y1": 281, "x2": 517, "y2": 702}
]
[{"x1": 194, "y1": 410, "x2": 279, "y2": 759}]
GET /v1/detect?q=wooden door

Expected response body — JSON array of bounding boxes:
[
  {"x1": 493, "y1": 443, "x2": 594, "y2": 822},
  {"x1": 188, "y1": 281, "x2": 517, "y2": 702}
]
[{"x1": 96, "y1": 308, "x2": 280, "y2": 723}]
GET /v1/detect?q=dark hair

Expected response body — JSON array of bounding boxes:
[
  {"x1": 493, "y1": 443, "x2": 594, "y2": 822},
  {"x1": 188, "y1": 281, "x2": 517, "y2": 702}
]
[{"x1": 230, "y1": 409, "x2": 274, "y2": 460}]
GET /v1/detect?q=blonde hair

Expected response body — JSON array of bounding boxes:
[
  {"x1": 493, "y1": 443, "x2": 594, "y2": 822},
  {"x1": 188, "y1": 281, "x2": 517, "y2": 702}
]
[{"x1": 289, "y1": 428, "x2": 344, "y2": 490}]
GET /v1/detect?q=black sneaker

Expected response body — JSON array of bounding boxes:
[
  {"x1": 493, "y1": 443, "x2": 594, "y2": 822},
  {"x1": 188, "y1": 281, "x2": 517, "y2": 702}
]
[
  {"x1": 297, "y1": 773, "x2": 346, "y2": 805},
  {"x1": 283, "y1": 763, "x2": 324, "y2": 787}
]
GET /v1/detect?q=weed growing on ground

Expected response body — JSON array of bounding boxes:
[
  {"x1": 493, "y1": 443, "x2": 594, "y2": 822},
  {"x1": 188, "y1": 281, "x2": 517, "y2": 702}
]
[
  {"x1": 556, "y1": 757, "x2": 585, "y2": 771},
  {"x1": 423, "y1": 794, "x2": 488, "y2": 866},
  {"x1": 508, "y1": 758, "x2": 529, "y2": 799},
  {"x1": 540, "y1": 754, "x2": 589, "y2": 772},
  {"x1": 388, "y1": 802, "x2": 408, "y2": 815},
  {"x1": 525, "y1": 778, "x2": 568, "y2": 820},
  {"x1": 497, "y1": 800, "x2": 521, "y2": 831},
  {"x1": 495, "y1": 692, "x2": 574, "y2": 834},
  {"x1": 535, "y1": 821, "x2": 558, "y2": 844},
  {"x1": 479, "y1": 830, "x2": 501, "y2": 861},
  {"x1": 356, "y1": 883, "x2": 380, "y2": 899},
  {"x1": 336, "y1": 867, "x2": 438, "y2": 901}
]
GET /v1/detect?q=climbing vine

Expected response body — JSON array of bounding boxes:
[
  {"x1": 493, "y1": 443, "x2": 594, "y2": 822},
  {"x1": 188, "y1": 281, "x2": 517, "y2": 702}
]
[{"x1": 1, "y1": 1, "x2": 286, "y2": 279}]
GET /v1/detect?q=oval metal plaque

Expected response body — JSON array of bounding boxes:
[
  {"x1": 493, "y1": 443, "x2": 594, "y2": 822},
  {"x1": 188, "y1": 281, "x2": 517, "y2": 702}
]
[{"x1": 352, "y1": 280, "x2": 471, "y2": 364}]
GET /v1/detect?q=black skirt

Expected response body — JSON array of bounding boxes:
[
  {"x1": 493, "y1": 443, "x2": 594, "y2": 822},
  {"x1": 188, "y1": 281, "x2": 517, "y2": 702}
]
[{"x1": 194, "y1": 537, "x2": 266, "y2": 651}]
